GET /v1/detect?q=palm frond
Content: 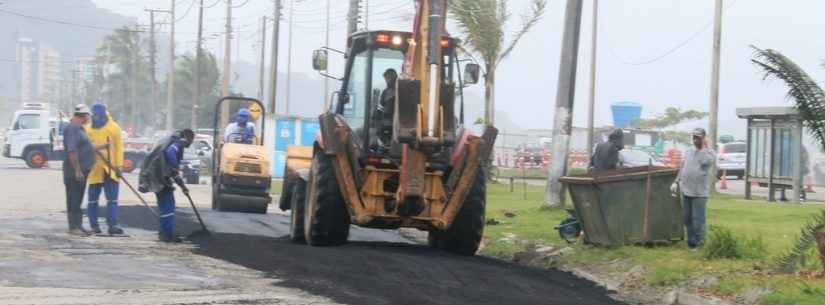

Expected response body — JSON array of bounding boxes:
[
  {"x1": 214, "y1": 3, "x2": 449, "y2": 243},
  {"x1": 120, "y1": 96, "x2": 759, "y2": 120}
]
[
  {"x1": 498, "y1": 0, "x2": 547, "y2": 64},
  {"x1": 751, "y1": 46, "x2": 825, "y2": 152},
  {"x1": 752, "y1": 46, "x2": 825, "y2": 272},
  {"x1": 775, "y1": 210, "x2": 825, "y2": 272}
]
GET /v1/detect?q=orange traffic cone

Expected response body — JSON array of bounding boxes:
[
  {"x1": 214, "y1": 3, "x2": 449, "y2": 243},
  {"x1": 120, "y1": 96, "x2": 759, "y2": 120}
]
[{"x1": 719, "y1": 170, "x2": 728, "y2": 190}]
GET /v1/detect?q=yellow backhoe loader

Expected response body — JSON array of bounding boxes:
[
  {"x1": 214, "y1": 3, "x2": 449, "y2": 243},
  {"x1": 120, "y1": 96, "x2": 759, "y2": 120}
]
[{"x1": 280, "y1": 0, "x2": 496, "y2": 255}]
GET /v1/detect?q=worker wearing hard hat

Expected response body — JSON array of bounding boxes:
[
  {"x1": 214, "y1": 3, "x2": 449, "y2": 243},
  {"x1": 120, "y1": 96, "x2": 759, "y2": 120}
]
[
  {"x1": 85, "y1": 103, "x2": 125, "y2": 236},
  {"x1": 224, "y1": 108, "x2": 256, "y2": 144},
  {"x1": 63, "y1": 104, "x2": 99, "y2": 236}
]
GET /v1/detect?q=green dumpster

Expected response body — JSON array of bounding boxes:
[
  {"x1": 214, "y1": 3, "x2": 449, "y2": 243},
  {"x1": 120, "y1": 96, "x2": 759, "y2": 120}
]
[{"x1": 559, "y1": 166, "x2": 683, "y2": 247}]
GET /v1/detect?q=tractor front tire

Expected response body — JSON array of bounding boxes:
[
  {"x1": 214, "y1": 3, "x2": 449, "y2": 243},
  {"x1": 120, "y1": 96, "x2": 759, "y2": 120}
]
[
  {"x1": 429, "y1": 168, "x2": 486, "y2": 256},
  {"x1": 289, "y1": 179, "x2": 307, "y2": 244},
  {"x1": 303, "y1": 149, "x2": 350, "y2": 246}
]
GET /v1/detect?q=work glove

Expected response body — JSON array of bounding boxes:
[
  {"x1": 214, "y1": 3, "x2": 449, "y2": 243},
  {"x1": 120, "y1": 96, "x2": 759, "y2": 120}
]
[{"x1": 670, "y1": 182, "x2": 679, "y2": 197}]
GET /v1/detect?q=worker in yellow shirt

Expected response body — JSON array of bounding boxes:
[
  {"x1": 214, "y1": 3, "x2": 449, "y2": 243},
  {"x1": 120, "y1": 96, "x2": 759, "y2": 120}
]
[{"x1": 85, "y1": 103, "x2": 125, "y2": 235}]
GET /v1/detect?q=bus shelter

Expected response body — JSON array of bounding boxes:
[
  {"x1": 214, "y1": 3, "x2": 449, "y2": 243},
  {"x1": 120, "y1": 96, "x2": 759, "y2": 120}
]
[{"x1": 736, "y1": 107, "x2": 804, "y2": 203}]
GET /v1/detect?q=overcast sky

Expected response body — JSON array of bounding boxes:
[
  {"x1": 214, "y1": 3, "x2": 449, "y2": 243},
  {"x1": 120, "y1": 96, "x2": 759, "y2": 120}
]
[{"x1": 90, "y1": 0, "x2": 825, "y2": 138}]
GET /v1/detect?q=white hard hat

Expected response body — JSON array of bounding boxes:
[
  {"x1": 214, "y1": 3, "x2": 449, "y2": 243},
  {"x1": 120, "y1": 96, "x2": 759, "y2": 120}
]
[{"x1": 74, "y1": 104, "x2": 91, "y2": 115}]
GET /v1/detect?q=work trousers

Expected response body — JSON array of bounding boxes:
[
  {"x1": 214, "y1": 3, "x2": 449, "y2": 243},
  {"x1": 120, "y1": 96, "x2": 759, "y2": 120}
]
[
  {"x1": 87, "y1": 176, "x2": 120, "y2": 229},
  {"x1": 682, "y1": 195, "x2": 708, "y2": 248},
  {"x1": 155, "y1": 188, "x2": 176, "y2": 239},
  {"x1": 63, "y1": 176, "x2": 87, "y2": 230}
]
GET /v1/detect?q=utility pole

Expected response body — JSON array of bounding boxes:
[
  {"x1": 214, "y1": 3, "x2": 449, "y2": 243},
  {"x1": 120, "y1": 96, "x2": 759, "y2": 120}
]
[
  {"x1": 708, "y1": 0, "x2": 723, "y2": 191},
  {"x1": 258, "y1": 15, "x2": 267, "y2": 101},
  {"x1": 131, "y1": 24, "x2": 140, "y2": 130},
  {"x1": 221, "y1": 0, "x2": 233, "y2": 127},
  {"x1": 586, "y1": 0, "x2": 598, "y2": 158},
  {"x1": 192, "y1": 0, "x2": 204, "y2": 130},
  {"x1": 545, "y1": 0, "x2": 584, "y2": 208},
  {"x1": 166, "y1": 0, "x2": 176, "y2": 132},
  {"x1": 146, "y1": 10, "x2": 158, "y2": 129},
  {"x1": 267, "y1": 0, "x2": 282, "y2": 115},
  {"x1": 323, "y1": 0, "x2": 330, "y2": 108},
  {"x1": 364, "y1": 0, "x2": 369, "y2": 30},
  {"x1": 285, "y1": 0, "x2": 294, "y2": 115},
  {"x1": 347, "y1": 0, "x2": 360, "y2": 39}
]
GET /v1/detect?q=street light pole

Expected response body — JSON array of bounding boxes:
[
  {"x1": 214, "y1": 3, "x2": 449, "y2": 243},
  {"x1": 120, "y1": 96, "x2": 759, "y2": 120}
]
[
  {"x1": 165, "y1": 0, "x2": 176, "y2": 132},
  {"x1": 586, "y1": 0, "x2": 598, "y2": 158},
  {"x1": 708, "y1": 0, "x2": 723, "y2": 191}
]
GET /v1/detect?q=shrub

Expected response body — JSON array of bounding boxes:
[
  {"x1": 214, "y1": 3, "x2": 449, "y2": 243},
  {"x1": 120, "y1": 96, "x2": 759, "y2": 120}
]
[{"x1": 703, "y1": 226, "x2": 767, "y2": 260}]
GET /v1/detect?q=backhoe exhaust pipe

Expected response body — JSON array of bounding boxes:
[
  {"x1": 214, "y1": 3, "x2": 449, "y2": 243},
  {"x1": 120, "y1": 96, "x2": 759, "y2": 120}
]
[{"x1": 426, "y1": 0, "x2": 446, "y2": 139}]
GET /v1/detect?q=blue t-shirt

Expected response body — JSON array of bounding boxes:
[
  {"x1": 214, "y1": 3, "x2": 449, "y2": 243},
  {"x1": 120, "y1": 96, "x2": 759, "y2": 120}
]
[{"x1": 62, "y1": 123, "x2": 95, "y2": 178}]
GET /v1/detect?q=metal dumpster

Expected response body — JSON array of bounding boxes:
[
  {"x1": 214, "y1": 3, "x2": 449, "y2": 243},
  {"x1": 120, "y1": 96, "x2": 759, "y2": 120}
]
[{"x1": 559, "y1": 166, "x2": 683, "y2": 246}]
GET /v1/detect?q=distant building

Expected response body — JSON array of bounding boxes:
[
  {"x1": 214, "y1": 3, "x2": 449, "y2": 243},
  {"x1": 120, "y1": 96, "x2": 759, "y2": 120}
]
[{"x1": 17, "y1": 38, "x2": 62, "y2": 104}]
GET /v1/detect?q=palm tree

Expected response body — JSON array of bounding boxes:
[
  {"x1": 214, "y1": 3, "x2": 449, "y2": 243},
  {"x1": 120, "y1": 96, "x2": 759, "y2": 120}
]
[
  {"x1": 95, "y1": 26, "x2": 153, "y2": 131},
  {"x1": 751, "y1": 46, "x2": 825, "y2": 273},
  {"x1": 159, "y1": 52, "x2": 222, "y2": 130},
  {"x1": 449, "y1": 0, "x2": 546, "y2": 125}
]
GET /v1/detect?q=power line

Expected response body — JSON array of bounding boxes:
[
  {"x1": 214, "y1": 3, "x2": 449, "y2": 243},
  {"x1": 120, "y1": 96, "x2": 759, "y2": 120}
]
[
  {"x1": 606, "y1": 0, "x2": 738, "y2": 66},
  {"x1": 204, "y1": 0, "x2": 222, "y2": 8},
  {"x1": 0, "y1": 7, "x2": 144, "y2": 32},
  {"x1": 232, "y1": 0, "x2": 254, "y2": 8},
  {"x1": 173, "y1": 0, "x2": 198, "y2": 23}
]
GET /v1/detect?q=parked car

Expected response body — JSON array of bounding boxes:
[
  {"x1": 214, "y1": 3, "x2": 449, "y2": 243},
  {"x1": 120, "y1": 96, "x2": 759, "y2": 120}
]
[
  {"x1": 717, "y1": 142, "x2": 746, "y2": 179},
  {"x1": 180, "y1": 136, "x2": 213, "y2": 184},
  {"x1": 618, "y1": 149, "x2": 664, "y2": 168}
]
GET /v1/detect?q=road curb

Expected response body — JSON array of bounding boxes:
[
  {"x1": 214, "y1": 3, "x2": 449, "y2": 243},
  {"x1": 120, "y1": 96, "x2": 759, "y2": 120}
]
[{"x1": 560, "y1": 266, "x2": 620, "y2": 293}]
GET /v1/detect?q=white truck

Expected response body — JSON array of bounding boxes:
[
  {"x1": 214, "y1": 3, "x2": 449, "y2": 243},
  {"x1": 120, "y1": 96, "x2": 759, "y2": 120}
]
[{"x1": 2, "y1": 103, "x2": 66, "y2": 168}]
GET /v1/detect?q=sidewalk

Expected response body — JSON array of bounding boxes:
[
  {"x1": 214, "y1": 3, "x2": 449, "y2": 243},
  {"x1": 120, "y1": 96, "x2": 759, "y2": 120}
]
[{"x1": 717, "y1": 179, "x2": 825, "y2": 203}]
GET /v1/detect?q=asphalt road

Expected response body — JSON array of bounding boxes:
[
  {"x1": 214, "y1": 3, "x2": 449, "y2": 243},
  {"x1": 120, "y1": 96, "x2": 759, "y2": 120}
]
[{"x1": 0, "y1": 156, "x2": 625, "y2": 305}]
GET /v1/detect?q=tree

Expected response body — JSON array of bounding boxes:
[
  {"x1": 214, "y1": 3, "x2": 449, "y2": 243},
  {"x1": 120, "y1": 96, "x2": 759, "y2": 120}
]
[
  {"x1": 159, "y1": 52, "x2": 222, "y2": 130},
  {"x1": 751, "y1": 46, "x2": 825, "y2": 273},
  {"x1": 631, "y1": 107, "x2": 708, "y2": 145},
  {"x1": 94, "y1": 26, "x2": 153, "y2": 133},
  {"x1": 450, "y1": 0, "x2": 547, "y2": 125}
]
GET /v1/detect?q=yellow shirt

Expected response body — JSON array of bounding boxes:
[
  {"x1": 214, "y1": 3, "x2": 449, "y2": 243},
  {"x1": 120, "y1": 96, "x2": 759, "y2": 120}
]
[{"x1": 84, "y1": 118, "x2": 124, "y2": 184}]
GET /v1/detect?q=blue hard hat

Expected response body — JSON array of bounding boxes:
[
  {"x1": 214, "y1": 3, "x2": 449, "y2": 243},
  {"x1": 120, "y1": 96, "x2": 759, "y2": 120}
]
[{"x1": 237, "y1": 108, "x2": 250, "y2": 118}]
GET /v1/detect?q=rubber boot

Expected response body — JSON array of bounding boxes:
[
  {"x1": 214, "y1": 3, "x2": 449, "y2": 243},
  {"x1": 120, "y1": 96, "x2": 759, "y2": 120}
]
[
  {"x1": 158, "y1": 233, "x2": 183, "y2": 243},
  {"x1": 68, "y1": 212, "x2": 89, "y2": 236},
  {"x1": 108, "y1": 226, "x2": 124, "y2": 235}
]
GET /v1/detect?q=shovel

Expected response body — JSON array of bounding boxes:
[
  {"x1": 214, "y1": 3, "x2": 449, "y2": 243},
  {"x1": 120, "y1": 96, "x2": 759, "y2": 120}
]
[
  {"x1": 174, "y1": 180, "x2": 211, "y2": 239},
  {"x1": 96, "y1": 144, "x2": 211, "y2": 239},
  {"x1": 94, "y1": 149, "x2": 159, "y2": 218}
]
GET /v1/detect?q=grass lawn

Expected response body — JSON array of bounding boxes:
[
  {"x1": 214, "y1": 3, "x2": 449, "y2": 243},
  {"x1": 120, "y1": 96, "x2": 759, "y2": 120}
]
[
  {"x1": 270, "y1": 179, "x2": 283, "y2": 195},
  {"x1": 498, "y1": 167, "x2": 548, "y2": 179},
  {"x1": 481, "y1": 182, "x2": 825, "y2": 305}
]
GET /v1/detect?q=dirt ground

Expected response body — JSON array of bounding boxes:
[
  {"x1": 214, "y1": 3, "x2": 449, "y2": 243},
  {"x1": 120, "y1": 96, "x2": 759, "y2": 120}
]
[{"x1": 0, "y1": 156, "x2": 625, "y2": 305}]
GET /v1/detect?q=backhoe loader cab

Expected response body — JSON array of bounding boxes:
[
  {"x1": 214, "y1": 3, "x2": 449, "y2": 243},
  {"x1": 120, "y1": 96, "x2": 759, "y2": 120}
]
[{"x1": 282, "y1": 27, "x2": 496, "y2": 255}]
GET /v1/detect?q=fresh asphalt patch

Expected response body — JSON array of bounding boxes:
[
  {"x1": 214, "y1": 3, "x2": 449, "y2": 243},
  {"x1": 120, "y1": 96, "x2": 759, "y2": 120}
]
[{"x1": 117, "y1": 206, "x2": 626, "y2": 305}]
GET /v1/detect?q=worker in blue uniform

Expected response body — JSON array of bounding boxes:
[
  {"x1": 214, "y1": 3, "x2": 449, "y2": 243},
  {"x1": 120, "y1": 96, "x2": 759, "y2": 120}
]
[
  {"x1": 223, "y1": 108, "x2": 256, "y2": 144},
  {"x1": 138, "y1": 129, "x2": 195, "y2": 243}
]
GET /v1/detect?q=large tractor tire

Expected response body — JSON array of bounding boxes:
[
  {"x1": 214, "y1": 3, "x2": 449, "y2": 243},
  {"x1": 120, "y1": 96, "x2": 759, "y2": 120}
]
[
  {"x1": 289, "y1": 179, "x2": 307, "y2": 243},
  {"x1": 429, "y1": 168, "x2": 486, "y2": 256},
  {"x1": 303, "y1": 149, "x2": 350, "y2": 246},
  {"x1": 25, "y1": 149, "x2": 47, "y2": 169}
]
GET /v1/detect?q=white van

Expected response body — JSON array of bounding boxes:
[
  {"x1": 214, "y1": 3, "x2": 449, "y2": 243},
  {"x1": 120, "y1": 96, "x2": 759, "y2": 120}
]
[{"x1": 2, "y1": 103, "x2": 67, "y2": 168}]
